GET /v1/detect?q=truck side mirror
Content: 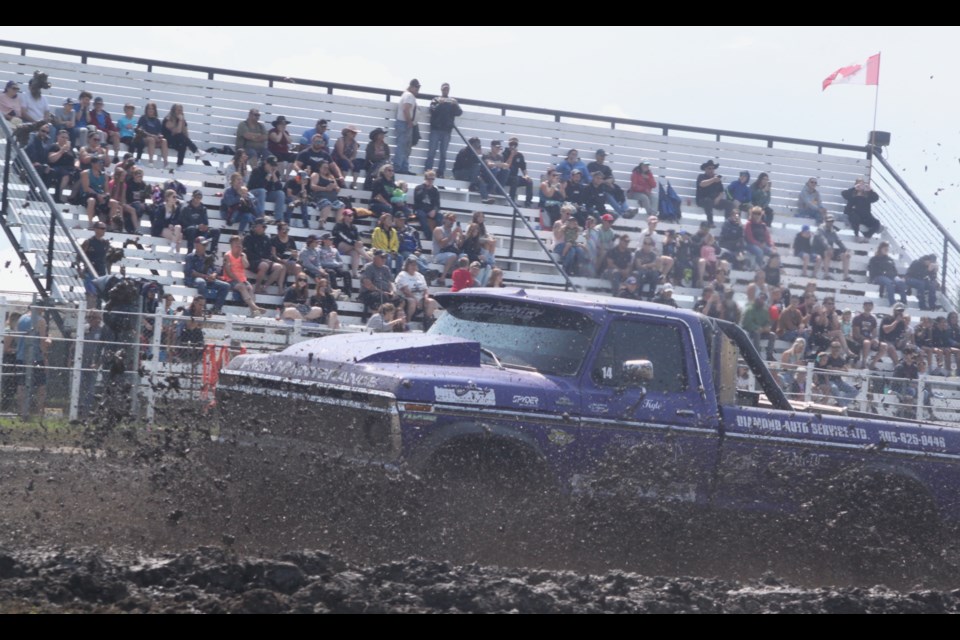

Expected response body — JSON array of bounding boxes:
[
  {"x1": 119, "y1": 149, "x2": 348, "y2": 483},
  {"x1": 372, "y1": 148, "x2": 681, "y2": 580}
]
[{"x1": 623, "y1": 359, "x2": 654, "y2": 385}]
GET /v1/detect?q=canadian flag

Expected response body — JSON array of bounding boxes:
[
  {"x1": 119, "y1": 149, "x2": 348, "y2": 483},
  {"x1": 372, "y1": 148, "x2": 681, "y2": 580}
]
[{"x1": 822, "y1": 53, "x2": 881, "y2": 91}]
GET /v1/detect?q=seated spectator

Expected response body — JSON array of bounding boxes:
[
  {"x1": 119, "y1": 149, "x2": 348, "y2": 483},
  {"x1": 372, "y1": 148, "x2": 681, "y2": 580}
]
[
  {"x1": 71, "y1": 91, "x2": 95, "y2": 148},
  {"x1": 779, "y1": 337, "x2": 807, "y2": 388},
  {"x1": 184, "y1": 237, "x2": 230, "y2": 314},
  {"x1": 815, "y1": 341, "x2": 858, "y2": 406},
  {"x1": 244, "y1": 219, "x2": 285, "y2": 294},
  {"x1": 718, "y1": 208, "x2": 749, "y2": 268},
  {"x1": 432, "y1": 212, "x2": 464, "y2": 285},
  {"x1": 842, "y1": 178, "x2": 881, "y2": 241},
  {"x1": 333, "y1": 209, "x2": 370, "y2": 277},
  {"x1": 318, "y1": 232, "x2": 353, "y2": 296},
  {"x1": 695, "y1": 159, "x2": 733, "y2": 227},
  {"x1": 553, "y1": 208, "x2": 586, "y2": 276},
  {"x1": 797, "y1": 177, "x2": 828, "y2": 223},
  {"x1": 45, "y1": 129, "x2": 78, "y2": 203},
  {"x1": 582, "y1": 171, "x2": 615, "y2": 220},
  {"x1": 390, "y1": 180, "x2": 412, "y2": 219},
  {"x1": 728, "y1": 171, "x2": 752, "y2": 211},
  {"x1": 555, "y1": 149, "x2": 590, "y2": 183},
  {"x1": 53, "y1": 97, "x2": 77, "y2": 141},
  {"x1": 868, "y1": 241, "x2": 907, "y2": 306},
  {"x1": 220, "y1": 236, "x2": 265, "y2": 316},
  {"x1": 751, "y1": 172, "x2": 775, "y2": 225},
  {"x1": 813, "y1": 215, "x2": 852, "y2": 281},
  {"x1": 148, "y1": 188, "x2": 184, "y2": 251},
  {"x1": 280, "y1": 274, "x2": 328, "y2": 323},
  {"x1": 162, "y1": 103, "x2": 203, "y2": 169},
  {"x1": 20, "y1": 72, "x2": 52, "y2": 125},
  {"x1": 413, "y1": 170, "x2": 441, "y2": 232},
  {"x1": 931, "y1": 315, "x2": 958, "y2": 375},
  {"x1": 248, "y1": 156, "x2": 287, "y2": 222},
  {"x1": 762, "y1": 252, "x2": 782, "y2": 288},
  {"x1": 452, "y1": 137, "x2": 494, "y2": 204},
  {"x1": 106, "y1": 166, "x2": 131, "y2": 232},
  {"x1": 743, "y1": 206, "x2": 774, "y2": 262},
  {"x1": 331, "y1": 125, "x2": 364, "y2": 189},
  {"x1": 358, "y1": 250, "x2": 403, "y2": 313},
  {"x1": 267, "y1": 116, "x2": 296, "y2": 175},
  {"x1": 615, "y1": 276, "x2": 642, "y2": 300},
  {"x1": 299, "y1": 119, "x2": 331, "y2": 149},
  {"x1": 477, "y1": 235, "x2": 497, "y2": 285},
  {"x1": 502, "y1": 137, "x2": 534, "y2": 208},
  {"x1": 588, "y1": 149, "x2": 633, "y2": 218},
  {"x1": 296, "y1": 134, "x2": 333, "y2": 175},
  {"x1": 79, "y1": 129, "x2": 112, "y2": 169},
  {"x1": 603, "y1": 234, "x2": 634, "y2": 293},
  {"x1": 640, "y1": 215, "x2": 675, "y2": 280},
  {"x1": 372, "y1": 213, "x2": 402, "y2": 273},
  {"x1": 539, "y1": 168, "x2": 566, "y2": 228},
  {"x1": 395, "y1": 257, "x2": 438, "y2": 326},
  {"x1": 298, "y1": 234, "x2": 326, "y2": 280},
  {"x1": 483, "y1": 140, "x2": 508, "y2": 187},
  {"x1": 24, "y1": 123, "x2": 56, "y2": 188},
  {"x1": 284, "y1": 170, "x2": 311, "y2": 228},
  {"x1": 652, "y1": 283, "x2": 678, "y2": 308},
  {"x1": 776, "y1": 295, "x2": 805, "y2": 343},
  {"x1": 564, "y1": 169, "x2": 587, "y2": 217},
  {"x1": 308, "y1": 160, "x2": 346, "y2": 229},
  {"x1": 221, "y1": 173, "x2": 257, "y2": 233},
  {"x1": 487, "y1": 267, "x2": 505, "y2": 288},
  {"x1": 224, "y1": 149, "x2": 249, "y2": 184},
  {"x1": 792, "y1": 225, "x2": 822, "y2": 278},
  {"x1": 366, "y1": 302, "x2": 405, "y2": 333},
  {"x1": 89, "y1": 97, "x2": 121, "y2": 161},
  {"x1": 881, "y1": 303, "x2": 913, "y2": 352},
  {"x1": 364, "y1": 128, "x2": 391, "y2": 190},
  {"x1": 0, "y1": 80, "x2": 23, "y2": 124},
  {"x1": 78, "y1": 157, "x2": 120, "y2": 228},
  {"x1": 741, "y1": 292, "x2": 776, "y2": 360},
  {"x1": 236, "y1": 108, "x2": 268, "y2": 163},
  {"x1": 852, "y1": 299, "x2": 896, "y2": 370},
  {"x1": 135, "y1": 101, "x2": 168, "y2": 168},
  {"x1": 450, "y1": 257, "x2": 475, "y2": 292},
  {"x1": 698, "y1": 233, "x2": 730, "y2": 286},
  {"x1": 271, "y1": 222, "x2": 302, "y2": 280},
  {"x1": 629, "y1": 160, "x2": 658, "y2": 215},
  {"x1": 394, "y1": 214, "x2": 432, "y2": 276},
  {"x1": 309, "y1": 277, "x2": 342, "y2": 329},
  {"x1": 369, "y1": 164, "x2": 397, "y2": 217},
  {"x1": 181, "y1": 189, "x2": 221, "y2": 250},
  {"x1": 905, "y1": 254, "x2": 939, "y2": 311},
  {"x1": 116, "y1": 103, "x2": 138, "y2": 153}
]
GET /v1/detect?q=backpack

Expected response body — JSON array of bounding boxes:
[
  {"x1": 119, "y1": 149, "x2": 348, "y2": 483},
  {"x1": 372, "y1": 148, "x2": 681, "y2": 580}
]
[{"x1": 658, "y1": 181, "x2": 682, "y2": 221}]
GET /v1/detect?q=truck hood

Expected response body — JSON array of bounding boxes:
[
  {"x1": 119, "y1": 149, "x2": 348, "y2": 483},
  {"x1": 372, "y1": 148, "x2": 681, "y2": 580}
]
[{"x1": 221, "y1": 332, "x2": 578, "y2": 412}]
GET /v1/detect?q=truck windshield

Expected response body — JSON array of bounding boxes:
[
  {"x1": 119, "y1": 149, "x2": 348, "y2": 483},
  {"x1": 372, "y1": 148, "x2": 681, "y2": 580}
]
[{"x1": 429, "y1": 298, "x2": 598, "y2": 376}]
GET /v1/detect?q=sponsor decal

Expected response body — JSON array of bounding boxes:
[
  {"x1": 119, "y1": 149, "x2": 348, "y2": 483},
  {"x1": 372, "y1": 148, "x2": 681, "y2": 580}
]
[
  {"x1": 548, "y1": 429, "x2": 575, "y2": 447},
  {"x1": 556, "y1": 396, "x2": 575, "y2": 407},
  {"x1": 434, "y1": 385, "x2": 496, "y2": 406},
  {"x1": 587, "y1": 403, "x2": 609, "y2": 414},
  {"x1": 457, "y1": 301, "x2": 546, "y2": 323},
  {"x1": 641, "y1": 399, "x2": 663, "y2": 411},
  {"x1": 512, "y1": 394, "x2": 539, "y2": 408}
]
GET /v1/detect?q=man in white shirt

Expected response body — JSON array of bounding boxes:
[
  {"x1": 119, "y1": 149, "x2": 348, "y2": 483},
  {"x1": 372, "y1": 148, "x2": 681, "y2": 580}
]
[
  {"x1": 393, "y1": 79, "x2": 420, "y2": 175},
  {"x1": 20, "y1": 72, "x2": 52, "y2": 124}
]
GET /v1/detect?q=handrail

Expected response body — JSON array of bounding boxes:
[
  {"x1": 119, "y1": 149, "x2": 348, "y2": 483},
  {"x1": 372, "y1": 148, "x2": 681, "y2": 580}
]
[
  {"x1": 450, "y1": 125, "x2": 577, "y2": 292},
  {"x1": 0, "y1": 39, "x2": 868, "y2": 156}
]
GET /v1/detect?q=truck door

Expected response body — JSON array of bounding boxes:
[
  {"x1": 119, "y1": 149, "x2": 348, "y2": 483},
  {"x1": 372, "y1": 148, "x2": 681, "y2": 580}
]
[{"x1": 574, "y1": 315, "x2": 721, "y2": 505}]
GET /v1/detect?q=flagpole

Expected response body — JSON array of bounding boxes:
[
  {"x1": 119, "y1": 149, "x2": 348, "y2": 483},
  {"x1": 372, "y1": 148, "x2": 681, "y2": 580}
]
[{"x1": 868, "y1": 52, "x2": 881, "y2": 183}]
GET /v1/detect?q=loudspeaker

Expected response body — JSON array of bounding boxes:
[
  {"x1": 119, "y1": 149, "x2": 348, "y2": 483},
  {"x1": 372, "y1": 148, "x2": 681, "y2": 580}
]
[{"x1": 868, "y1": 131, "x2": 891, "y2": 147}]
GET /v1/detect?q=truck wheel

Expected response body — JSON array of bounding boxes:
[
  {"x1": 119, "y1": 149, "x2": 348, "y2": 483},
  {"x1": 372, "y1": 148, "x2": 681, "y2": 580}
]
[{"x1": 421, "y1": 438, "x2": 565, "y2": 566}]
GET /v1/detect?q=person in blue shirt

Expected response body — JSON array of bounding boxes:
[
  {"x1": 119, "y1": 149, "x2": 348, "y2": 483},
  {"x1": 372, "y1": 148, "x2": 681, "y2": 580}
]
[
  {"x1": 728, "y1": 171, "x2": 752, "y2": 211},
  {"x1": 299, "y1": 119, "x2": 330, "y2": 149},
  {"x1": 555, "y1": 149, "x2": 590, "y2": 184}
]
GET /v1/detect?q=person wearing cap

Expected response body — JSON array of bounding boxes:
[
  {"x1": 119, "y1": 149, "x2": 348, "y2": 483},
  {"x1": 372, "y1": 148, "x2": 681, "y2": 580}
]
[
  {"x1": 501, "y1": 138, "x2": 534, "y2": 208},
  {"x1": 184, "y1": 236, "x2": 230, "y2": 314},
  {"x1": 797, "y1": 177, "x2": 828, "y2": 223},
  {"x1": 89, "y1": 97, "x2": 121, "y2": 160},
  {"x1": 236, "y1": 107, "x2": 268, "y2": 164},
  {"x1": 741, "y1": 293, "x2": 777, "y2": 361},
  {"x1": 814, "y1": 215, "x2": 852, "y2": 281},
  {"x1": 538, "y1": 167, "x2": 566, "y2": 228},
  {"x1": 396, "y1": 256, "x2": 437, "y2": 326},
  {"x1": 842, "y1": 177, "x2": 881, "y2": 241},
  {"x1": 562, "y1": 168, "x2": 586, "y2": 217},
  {"x1": 603, "y1": 234, "x2": 634, "y2": 293},
  {"x1": 582, "y1": 170, "x2": 616, "y2": 221},
  {"x1": 393, "y1": 213, "x2": 431, "y2": 275},
  {"x1": 412, "y1": 170, "x2": 442, "y2": 233},
  {"x1": 77, "y1": 156, "x2": 120, "y2": 228},
  {"x1": 552, "y1": 205, "x2": 585, "y2": 276},
  {"x1": 53, "y1": 97, "x2": 77, "y2": 141},
  {"x1": 20, "y1": 71, "x2": 52, "y2": 125},
  {"x1": 588, "y1": 149, "x2": 633, "y2": 218},
  {"x1": 333, "y1": 209, "x2": 371, "y2": 277},
  {"x1": 298, "y1": 234, "x2": 327, "y2": 281},
  {"x1": 695, "y1": 159, "x2": 733, "y2": 227},
  {"x1": 652, "y1": 283, "x2": 678, "y2": 308},
  {"x1": 332, "y1": 125, "x2": 364, "y2": 189},
  {"x1": 905, "y1": 254, "x2": 940, "y2": 311},
  {"x1": 453, "y1": 137, "x2": 495, "y2": 204},
  {"x1": 815, "y1": 341, "x2": 858, "y2": 406},
  {"x1": 867, "y1": 241, "x2": 907, "y2": 306},
  {"x1": 244, "y1": 219, "x2": 285, "y2": 294},
  {"x1": 629, "y1": 160, "x2": 658, "y2": 216},
  {"x1": 248, "y1": 155, "x2": 287, "y2": 223},
  {"x1": 727, "y1": 170, "x2": 752, "y2": 211},
  {"x1": 555, "y1": 149, "x2": 590, "y2": 184},
  {"x1": 299, "y1": 118, "x2": 331, "y2": 150},
  {"x1": 363, "y1": 127, "x2": 391, "y2": 190},
  {"x1": 393, "y1": 79, "x2": 421, "y2": 175},
  {"x1": 80, "y1": 221, "x2": 112, "y2": 278},
  {"x1": 0, "y1": 80, "x2": 23, "y2": 124},
  {"x1": 792, "y1": 224, "x2": 822, "y2": 278},
  {"x1": 317, "y1": 233, "x2": 353, "y2": 297},
  {"x1": 220, "y1": 236, "x2": 266, "y2": 317},
  {"x1": 614, "y1": 276, "x2": 642, "y2": 300},
  {"x1": 181, "y1": 189, "x2": 221, "y2": 251},
  {"x1": 116, "y1": 103, "x2": 138, "y2": 152},
  {"x1": 424, "y1": 82, "x2": 462, "y2": 179},
  {"x1": 482, "y1": 140, "x2": 509, "y2": 188},
  {"x1": 881, "y1": 302, "x2": 912, "y2": 353},
  {"x1": 359, "y1": 250, "x2": 403, "y2": 313},
  {"x1": 267, "y1": 116, "x2": 296, "y2": 174},
  {"x1": 751, "y1": 172, "x2": 774, "y2": 225},
  {"x1": 744, "y1": 206, "x2": 774, "y2": 262}
]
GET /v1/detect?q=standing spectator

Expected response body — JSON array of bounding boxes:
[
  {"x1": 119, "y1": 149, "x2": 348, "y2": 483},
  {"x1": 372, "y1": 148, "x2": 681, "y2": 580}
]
[
  {"x1": 502, "y1": 137, "x2": 534, "y2": 208},
  {"x1": 792, "y1": 225, "x2": 822, "y2": 278},
  {"x1": 424, "y1": 82, "x2": 462, "y2": 179},
  {"x1": 184, "y1": 237, "x2": 230, "y2": 314},
  {"x1": 332, "y1": 125, "x2": 363, "y2": 189},
  {"x1": 905, "y1": 254, "x2": 940, "y2": 311},
  {"x1": 432, "y1": 212, "x2": 464, "y2": 285},
  {"x1": 629, "y1": 160, "x2": 658, "y2": 215},
  {"x1": 555, "y1": 149, "x2": 590, "y2": 183},
  {"x1": 453, "y1": 137, "x2": 494, "y2": 204},
  {"x1": 267, "y1": 116, "x2": 296, "y2": 175},
  {"x1": 696, "y1": 159, "x2": 733, "y2": 227},
  {"x1": 236, "y1": 108, "x2": 268, "y2": 163},
  {"x1": 181, "y1": 189, "x2": 221, "y2": 250},
  {"x1": 743, "y1": 206, "x2": 774, "y2": 262},
  {"x1": 741, "y1": 293, "x2": 776, "y2": 360},
  {"x1": 797, "y1": 177, "x2": 828, "y2": 223},
  {"x1": 244, "y1": 219, "x2": 285, "y2": 294},
  {"x1": 393, "y1": 78, "x2": 421, "y2": 175},
  {"x1": 162, "y1": 104, "x2": 203, "y2": 170},
  {"x1": 81, "y1": 221, "x2": 111, "y2": 277},
  {"x1": 0, "y1": 80, "x2": 23, "y2": 124},
  {"x1": 221, "y1": 173, "x2": 257, "y2": 233},
  {"x1": 78, "y1": 310, "x2": 113, "y2": 418},
  {"x1": 868, "y1": 241, "x2": 907, "y2": 306},
  {"x1": 364, "y1": 128, "x2": 391, "y2": 190},
  {"x1": 20, "y1": 72, "x2": 52, "y2": 125},
  {"x1": 248, "y1": 156, "x2": 287, "y2": 221},
  {"x1": 89, "y1": 97, "x2": 121, "y2": 161},
  {"x1": 333, "y1": 210, "x2": 370, "y2": 277},
  {"x1": 299, "y1": 119, "x2": 331, "y2": 149},
  {"x1": 318, "y1": 232, "x2": 353, "y2": 297},
  {"x1": 842, "y1": 178, "x2": 881, "y2": 241},
  {"x1": 728, "y1": 171, "x2": 752, "y2": 211},
  {"x1": 107, "y1": 166, "x2": 131, "y2": 232},
  {"x1": 813, "y1": 215, "x2": 852, "y2": 281},
  {"x1": 220, "y1": 236, "x2": 265, "y2": 317},
  {"x1": 396, "y1": 257, "x2": 438, "y2": 325},
  {"x1": 413, "y1": 170, "x2": 442, "y2": 232},
  {"x1": 751, "y1": 172, "x2": 775, "y2": 225},
  {"x1": 135, "y1": 101, "x2": 168, "y2": 168}
]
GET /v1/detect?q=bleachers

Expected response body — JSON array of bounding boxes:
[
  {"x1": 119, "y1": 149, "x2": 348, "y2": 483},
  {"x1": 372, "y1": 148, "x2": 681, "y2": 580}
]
[{"x1": 0, "y1": 49, "x2": 945, "y2": 341}]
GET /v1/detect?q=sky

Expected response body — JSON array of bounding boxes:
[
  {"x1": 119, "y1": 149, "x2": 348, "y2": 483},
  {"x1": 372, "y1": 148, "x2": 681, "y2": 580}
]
[{"x1": 1, "y1": 25, "x2": 958, "y2": 296}]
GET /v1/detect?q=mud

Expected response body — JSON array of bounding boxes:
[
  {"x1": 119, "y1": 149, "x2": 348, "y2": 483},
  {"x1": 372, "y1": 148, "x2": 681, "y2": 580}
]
[{"x1": 2, "y1": 407, "x2": 960, "y2": 613}]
